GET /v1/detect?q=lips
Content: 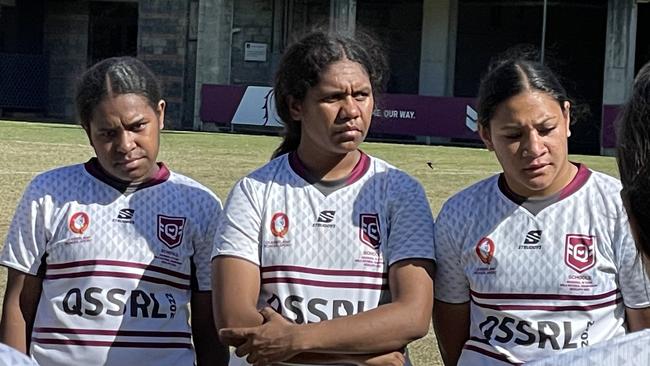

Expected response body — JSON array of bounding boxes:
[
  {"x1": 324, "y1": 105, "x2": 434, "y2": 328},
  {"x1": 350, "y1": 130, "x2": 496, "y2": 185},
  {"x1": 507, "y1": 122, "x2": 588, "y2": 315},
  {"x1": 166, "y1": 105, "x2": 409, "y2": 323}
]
[{"x1": 523, "y1": 162, "x2": 550, "y2": 173}]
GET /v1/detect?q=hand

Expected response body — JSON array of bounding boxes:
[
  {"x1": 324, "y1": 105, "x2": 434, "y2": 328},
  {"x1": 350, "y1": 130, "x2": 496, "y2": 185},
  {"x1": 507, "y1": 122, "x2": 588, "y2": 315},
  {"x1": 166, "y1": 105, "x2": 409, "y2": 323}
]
[
  {"x1": 354, "y1": 351, "x2": 406, "y2": 366},
  {"x1": 219, "y1": 307, "x2": 302, "y2": 366}
]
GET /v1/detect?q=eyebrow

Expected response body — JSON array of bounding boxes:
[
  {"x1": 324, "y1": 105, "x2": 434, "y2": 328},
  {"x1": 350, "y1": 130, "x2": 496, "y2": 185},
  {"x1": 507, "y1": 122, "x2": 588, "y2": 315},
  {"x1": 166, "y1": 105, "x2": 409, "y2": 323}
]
[{"x1": 499, "y1": 116, "x2": 557, "y2": 129}]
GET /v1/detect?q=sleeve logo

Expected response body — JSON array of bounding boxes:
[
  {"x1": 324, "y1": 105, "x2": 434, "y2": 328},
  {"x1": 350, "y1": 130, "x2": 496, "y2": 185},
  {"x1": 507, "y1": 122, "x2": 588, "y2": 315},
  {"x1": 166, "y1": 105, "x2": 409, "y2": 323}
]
[
  {"x1": 359, "y1": 213, "x2": 381, "y2": 249},
  {"x1": 157, "y1": 215, "x2": 186, "y2": 249},
  {"x1": 565, "y1": 234, "x2": 596, "y2": 273}
]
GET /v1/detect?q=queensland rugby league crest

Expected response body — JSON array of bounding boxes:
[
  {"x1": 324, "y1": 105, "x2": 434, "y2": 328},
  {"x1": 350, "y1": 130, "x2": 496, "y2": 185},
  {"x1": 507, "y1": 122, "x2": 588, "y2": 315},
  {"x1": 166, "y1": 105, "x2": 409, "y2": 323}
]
[
  {"x1": 565, "y1": 234, "x2": 596, "y2": 273},
  {"x1": 359, "y1": 213, "x2": 381, "y2": 249},
  {"x1": 158, "y1": 214, "x2": 186, "y2": 249}
]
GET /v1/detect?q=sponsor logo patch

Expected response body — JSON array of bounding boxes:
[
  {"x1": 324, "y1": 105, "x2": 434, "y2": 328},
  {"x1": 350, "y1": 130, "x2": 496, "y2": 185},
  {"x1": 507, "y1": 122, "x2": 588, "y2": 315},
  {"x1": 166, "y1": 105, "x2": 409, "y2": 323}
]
[
  {"x1": 359, "y1": 213, "x2": 381, "y2": 249},
  {"x1": 157, "y1": 215, "x2": 186, "y2": 249},
  {"x1": 519, "y1": 230, "x2": 542, "y2": 249},
  {"x1": 113, "y1": 208, "x2": 135, "y2": 224},
  {"x1": 313, "y1": 210, "x2": 336, "y2": 228},
  {"x1": 565, "y1": 234, "x2": 596, "y2": 273},
  {"x1": 270, "y1": 212, "x2": 289, "y2": 238},
  {"x1": 69, "y1": 212, "x2": 90, "y2": 234}
]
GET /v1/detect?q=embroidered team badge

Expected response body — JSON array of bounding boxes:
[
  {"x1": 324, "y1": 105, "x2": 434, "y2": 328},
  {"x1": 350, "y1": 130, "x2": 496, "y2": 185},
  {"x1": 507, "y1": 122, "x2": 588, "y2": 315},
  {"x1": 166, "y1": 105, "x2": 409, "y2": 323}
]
[
  {"x1": 270, "y1": 212, "x2": 289, "y2": 238},
  {"x1": 69, "y1": 212, "x2": 90, "y2": 234},
  {"x1": 565, "y1": 234, "x2": 596, "y2": 273},
  {"x1": 359, "y1": 213, "x2": 381, "y2": 249},
  {"x1": 475, "y1": 237, "x2": 495, "y2": 264},
  {"x1": 157, "y1": 215, "x2": 186, "y2": 249}
]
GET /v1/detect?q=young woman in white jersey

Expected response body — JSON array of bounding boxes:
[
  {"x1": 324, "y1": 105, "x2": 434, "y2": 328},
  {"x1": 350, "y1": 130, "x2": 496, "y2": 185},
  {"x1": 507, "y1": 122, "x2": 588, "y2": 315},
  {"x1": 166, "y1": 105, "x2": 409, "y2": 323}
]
[
  {"x1": 211, "y1": 30, "x2": 435, "y2": 366},
  {"x1": 0, "y1": 57, "x2": 228, "y2": 366},
  {"x1": 433, "y1": 54, "x2": 650, "y2": 365},
  {"x1": 525, "y1": 61, "x2": 650, "y2": 366}
]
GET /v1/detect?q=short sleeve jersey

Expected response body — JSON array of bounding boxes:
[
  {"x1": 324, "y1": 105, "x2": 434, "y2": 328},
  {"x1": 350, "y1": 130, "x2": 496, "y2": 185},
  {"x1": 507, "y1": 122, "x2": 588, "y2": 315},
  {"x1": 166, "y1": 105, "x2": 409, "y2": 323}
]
[
  {"x1": 0, "y1": 160, "x2": 222, "y2": 366},
  {"x1": 434, "y1": 164, "x2": 650, "y2": 365},
  {"x1": 213, "y1": 152, "x2": 434, "y2": 356}
]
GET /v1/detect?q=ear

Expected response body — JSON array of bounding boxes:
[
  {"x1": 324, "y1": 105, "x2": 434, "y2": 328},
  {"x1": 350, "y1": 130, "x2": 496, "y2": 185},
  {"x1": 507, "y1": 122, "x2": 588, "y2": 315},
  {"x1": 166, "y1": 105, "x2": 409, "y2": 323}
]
[
  {"x1": 478, "y1": 124, "x2": 495, "y2": 151},
  {"x1": 80, "y1": 122, "x2": 95, "y2": 146},
  {"x1": 156, "y1": 99, "x2": 166, "y2": 130},
  {"x1": 288, "y1": 96, "x2": 302, "y2": 122},
  {"x1": 563, "y1": 101, "x2": 571, "y2": 137}
]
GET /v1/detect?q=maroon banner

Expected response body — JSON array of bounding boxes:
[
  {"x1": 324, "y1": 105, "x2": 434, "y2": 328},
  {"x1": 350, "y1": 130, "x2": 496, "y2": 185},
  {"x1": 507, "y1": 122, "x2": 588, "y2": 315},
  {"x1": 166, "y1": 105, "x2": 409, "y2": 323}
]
[
  {"x1": 601, "y1": 104, "x2": 620, "y2": 149},
  {"x1": 200, "y1": 84, "x2": 481, "y2": 141}
]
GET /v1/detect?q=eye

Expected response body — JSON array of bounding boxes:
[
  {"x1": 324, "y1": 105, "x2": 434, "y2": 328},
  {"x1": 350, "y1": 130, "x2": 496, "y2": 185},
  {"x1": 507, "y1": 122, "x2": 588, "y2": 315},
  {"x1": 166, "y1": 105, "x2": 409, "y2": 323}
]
[
  {"x1": 132, "y1": 122, "x2": 147, "y2": 131},
  {"x1": 538, "y1": 126, "x2": 556, "y2": 136},
  {"x1": 353, "y1": 92, "x2": 370, "y2": 101},
  {"x1": 504, "y1": 133, "x2": 522, "y2": 140},
  {"x1": 99, "y1": 130, "x2": 116, "y2": 139}
]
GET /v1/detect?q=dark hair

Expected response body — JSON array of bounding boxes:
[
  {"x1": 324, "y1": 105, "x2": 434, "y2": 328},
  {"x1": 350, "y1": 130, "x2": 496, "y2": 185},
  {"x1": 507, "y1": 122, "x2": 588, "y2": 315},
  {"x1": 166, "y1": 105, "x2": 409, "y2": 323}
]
[
  {"x1": 616, "y1": 61, "x2": 650, "y2": 259},
  {"x1": 76, "y1": 56, "x2": 162, "y2": 130},
  {"x1": 272, "y1": 30, "x2": 388, "y2": 158},
  {"x1": 476, "y1": 48, "x2": 571, "y2": 129}
]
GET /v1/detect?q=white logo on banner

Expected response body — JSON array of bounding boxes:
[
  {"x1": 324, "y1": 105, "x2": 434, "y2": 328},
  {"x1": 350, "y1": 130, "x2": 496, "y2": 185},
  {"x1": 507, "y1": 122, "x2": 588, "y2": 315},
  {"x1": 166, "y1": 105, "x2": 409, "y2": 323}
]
[
  {"x1": 232, "y1": 86, "x2": 283, "y2": 127},
  {"x1": 466, "y1": 105, "x2": 478, "y2": 132}
]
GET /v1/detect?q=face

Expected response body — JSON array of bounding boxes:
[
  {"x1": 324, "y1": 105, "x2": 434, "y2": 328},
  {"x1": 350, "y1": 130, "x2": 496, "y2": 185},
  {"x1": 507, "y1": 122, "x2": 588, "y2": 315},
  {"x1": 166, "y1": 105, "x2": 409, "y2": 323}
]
[
  {"x1": 289, "y1": 58, "x2": 374, "y2": 159},
  {"x1": 479, "y1": 90, "x2": 574, "y2": 197},
  {"x1": 85, "y1": 93, "x2": 165, "y2": 183}
]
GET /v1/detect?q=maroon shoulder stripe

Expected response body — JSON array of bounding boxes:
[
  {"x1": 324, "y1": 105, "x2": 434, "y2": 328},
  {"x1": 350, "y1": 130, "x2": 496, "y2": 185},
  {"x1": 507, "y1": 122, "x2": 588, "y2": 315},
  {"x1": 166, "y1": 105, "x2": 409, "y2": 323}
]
[
  {"x1": 463, "y1": 344, "x2": 521, "y2": 365},
  {"x1": 33, "y1": 327, "x2": 191, "y2": 338},
  {"x1": 262, "y1": 277, "x2": 388, "y2": 290},
  {"x1": 470, "y1": 288, "x2": 619, "y2": 301},
  {"x1": 46, "y1": 260, "x2": 191, "y2": 280},
  {"x1": 32, "y1": 338, "x2": 192, "y2": 349},
  {"x1": 44, "y1": 271, "x2": 190, "y2": 290},
  {"x1": 471, "y1": 297, "x2": 622, "y2": 312},
  {"x1": 261, "y1": 265, "x2": 386, "y2": 278}
]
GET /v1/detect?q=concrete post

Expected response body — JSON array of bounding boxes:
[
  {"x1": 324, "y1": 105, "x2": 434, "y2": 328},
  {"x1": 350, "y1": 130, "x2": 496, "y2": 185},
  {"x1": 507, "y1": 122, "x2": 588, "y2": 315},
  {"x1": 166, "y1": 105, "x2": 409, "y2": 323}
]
[
  {"x1": 419, "y1": 0, "x2": 452, "y2": 96},
  {"x1": 193, "y1": 0, "x2": 234, "y2": 130},
  {"x1": 330, "y1": 0, "x2": 356, "y2": 35}
]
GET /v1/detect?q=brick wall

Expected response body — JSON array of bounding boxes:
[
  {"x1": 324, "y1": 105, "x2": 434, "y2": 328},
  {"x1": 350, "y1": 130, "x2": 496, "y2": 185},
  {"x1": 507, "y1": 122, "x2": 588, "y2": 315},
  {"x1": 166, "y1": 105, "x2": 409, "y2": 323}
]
[{"x1": 230, "y1": 0, "x2": 274, "y2": 86}]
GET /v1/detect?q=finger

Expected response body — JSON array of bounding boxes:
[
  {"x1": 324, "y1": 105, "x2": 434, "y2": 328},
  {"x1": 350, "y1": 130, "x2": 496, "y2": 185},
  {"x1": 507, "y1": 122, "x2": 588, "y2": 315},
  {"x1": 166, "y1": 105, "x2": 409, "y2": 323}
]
[
  {"x1": 246, "y1": 352, "x2": 259, "y2": 365},
  {"x1": 259, "y1": 306, "x2": 280, "y2": 321},
  {"x1": 219, "y1": 328, "x2": 252, "y2": 345},
  {"x1": 235, "y1": 340, "x2": 252, "y2": 358}
]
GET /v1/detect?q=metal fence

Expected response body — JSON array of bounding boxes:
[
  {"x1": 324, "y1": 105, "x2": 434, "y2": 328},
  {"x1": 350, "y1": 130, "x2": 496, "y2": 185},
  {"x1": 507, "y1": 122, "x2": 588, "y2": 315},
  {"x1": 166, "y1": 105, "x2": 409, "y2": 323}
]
[{"x1": 0, "y1": 53, "x2": 48, "y2": 110}]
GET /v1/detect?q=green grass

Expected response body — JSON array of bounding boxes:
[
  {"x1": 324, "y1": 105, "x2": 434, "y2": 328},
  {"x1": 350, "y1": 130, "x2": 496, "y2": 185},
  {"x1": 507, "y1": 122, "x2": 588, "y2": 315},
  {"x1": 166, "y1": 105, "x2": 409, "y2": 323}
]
[{"x1": 0, "y1": 120, "x2": 619, "y2": 365}]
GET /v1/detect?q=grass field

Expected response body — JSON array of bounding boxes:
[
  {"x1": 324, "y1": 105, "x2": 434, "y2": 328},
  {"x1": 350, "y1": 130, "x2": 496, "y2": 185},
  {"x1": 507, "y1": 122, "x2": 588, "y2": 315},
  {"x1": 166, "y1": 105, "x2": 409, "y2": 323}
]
[{"x1": 0, "y1": 120, "x2": 619, "y2": 365}]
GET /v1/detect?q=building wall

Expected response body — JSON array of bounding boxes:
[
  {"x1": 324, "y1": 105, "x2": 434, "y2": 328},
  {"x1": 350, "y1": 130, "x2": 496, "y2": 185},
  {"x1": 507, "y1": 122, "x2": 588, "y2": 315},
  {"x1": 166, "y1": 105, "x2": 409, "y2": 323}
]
[
  {"x1": 138, "y1": 0, "x2": 190, "y2": 129},
  {"x1": 230, "y1": 0, "x2": 274, "y2": 86},
  {"x1": 43, "y1": 1, "x2": 88, "y2": 121}
]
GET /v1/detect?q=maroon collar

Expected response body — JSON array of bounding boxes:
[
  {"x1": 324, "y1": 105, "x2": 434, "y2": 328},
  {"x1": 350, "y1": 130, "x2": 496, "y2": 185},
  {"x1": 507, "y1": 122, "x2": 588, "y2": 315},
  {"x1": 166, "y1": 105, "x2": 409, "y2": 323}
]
[
  {"x1": 84, "y1": 157, "x2": 170, "y2": 193},
  {"x1": 288, "y1": 150, "x2": 370, "y2": 186},
  {"x1": 498, "y1": 163, "x2": 591, "y2": 205}
]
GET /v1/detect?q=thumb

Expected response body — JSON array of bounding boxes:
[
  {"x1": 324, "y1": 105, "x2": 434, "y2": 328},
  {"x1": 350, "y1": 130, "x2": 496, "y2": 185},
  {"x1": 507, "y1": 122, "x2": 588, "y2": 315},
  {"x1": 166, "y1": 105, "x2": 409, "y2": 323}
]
[
  {"x1": 219, "y1": 327, "x2": 251, "y2": 345},
  {"x1": 259, "y1": 306, "x2": 282, "y2": 321}
]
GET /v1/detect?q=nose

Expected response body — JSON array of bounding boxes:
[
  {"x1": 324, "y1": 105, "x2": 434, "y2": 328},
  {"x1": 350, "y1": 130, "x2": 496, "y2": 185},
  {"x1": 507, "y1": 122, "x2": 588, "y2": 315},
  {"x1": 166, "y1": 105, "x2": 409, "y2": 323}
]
[
  {"x1": 116, "y1": 130, "x2": 136, "y2": 153},
  {"x1": 522, "y1": 131, "x2": 546, "y2": 158},
  {"x1": 338, "y1": 96, "x2": 361, "y2": 121}
]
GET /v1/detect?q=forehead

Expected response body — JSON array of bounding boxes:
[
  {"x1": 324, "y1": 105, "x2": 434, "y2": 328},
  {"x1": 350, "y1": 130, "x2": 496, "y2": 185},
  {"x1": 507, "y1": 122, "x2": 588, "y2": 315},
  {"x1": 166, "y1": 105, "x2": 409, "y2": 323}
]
[
  {"x1": 90, "y1": 93, "x2": 155, "y2": 127},
  {"x1": 317, "y1": 59, "x2": 371, "y2": 87},
  {"x1": 491, "y1": 91, "x2": 563, "y2": 127}
]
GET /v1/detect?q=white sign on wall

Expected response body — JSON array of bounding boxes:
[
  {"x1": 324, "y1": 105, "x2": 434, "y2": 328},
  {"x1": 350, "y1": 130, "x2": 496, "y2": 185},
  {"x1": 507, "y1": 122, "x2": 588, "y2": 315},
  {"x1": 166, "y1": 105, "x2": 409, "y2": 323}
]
[{"x1": 244, "y1": 42, "x2": 268, "y2": 62}]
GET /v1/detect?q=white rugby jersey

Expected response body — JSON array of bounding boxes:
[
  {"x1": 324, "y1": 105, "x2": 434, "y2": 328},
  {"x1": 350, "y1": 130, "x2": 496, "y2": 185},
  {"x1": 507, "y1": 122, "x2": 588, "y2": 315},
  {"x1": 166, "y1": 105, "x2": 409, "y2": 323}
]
[
  {"x1": 434, "y1": 164, "x2": 650, "y2": 365},
  {"x1": 1, "y1": 159, "x2": 221, "y2": 366},
  {"x1": 528, "y1": 329, "x2": 650, "y2": 366},
  {"x1": 213, "y1": 151, "x2": 434, "y2": 364}
]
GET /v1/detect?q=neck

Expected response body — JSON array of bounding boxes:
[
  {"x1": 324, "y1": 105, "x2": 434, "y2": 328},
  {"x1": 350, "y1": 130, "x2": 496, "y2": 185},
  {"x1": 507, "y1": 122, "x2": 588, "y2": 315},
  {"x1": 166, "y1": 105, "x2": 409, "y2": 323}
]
[{"x1": 295, "y1": 148, "x2": 361, "y2": 181}]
